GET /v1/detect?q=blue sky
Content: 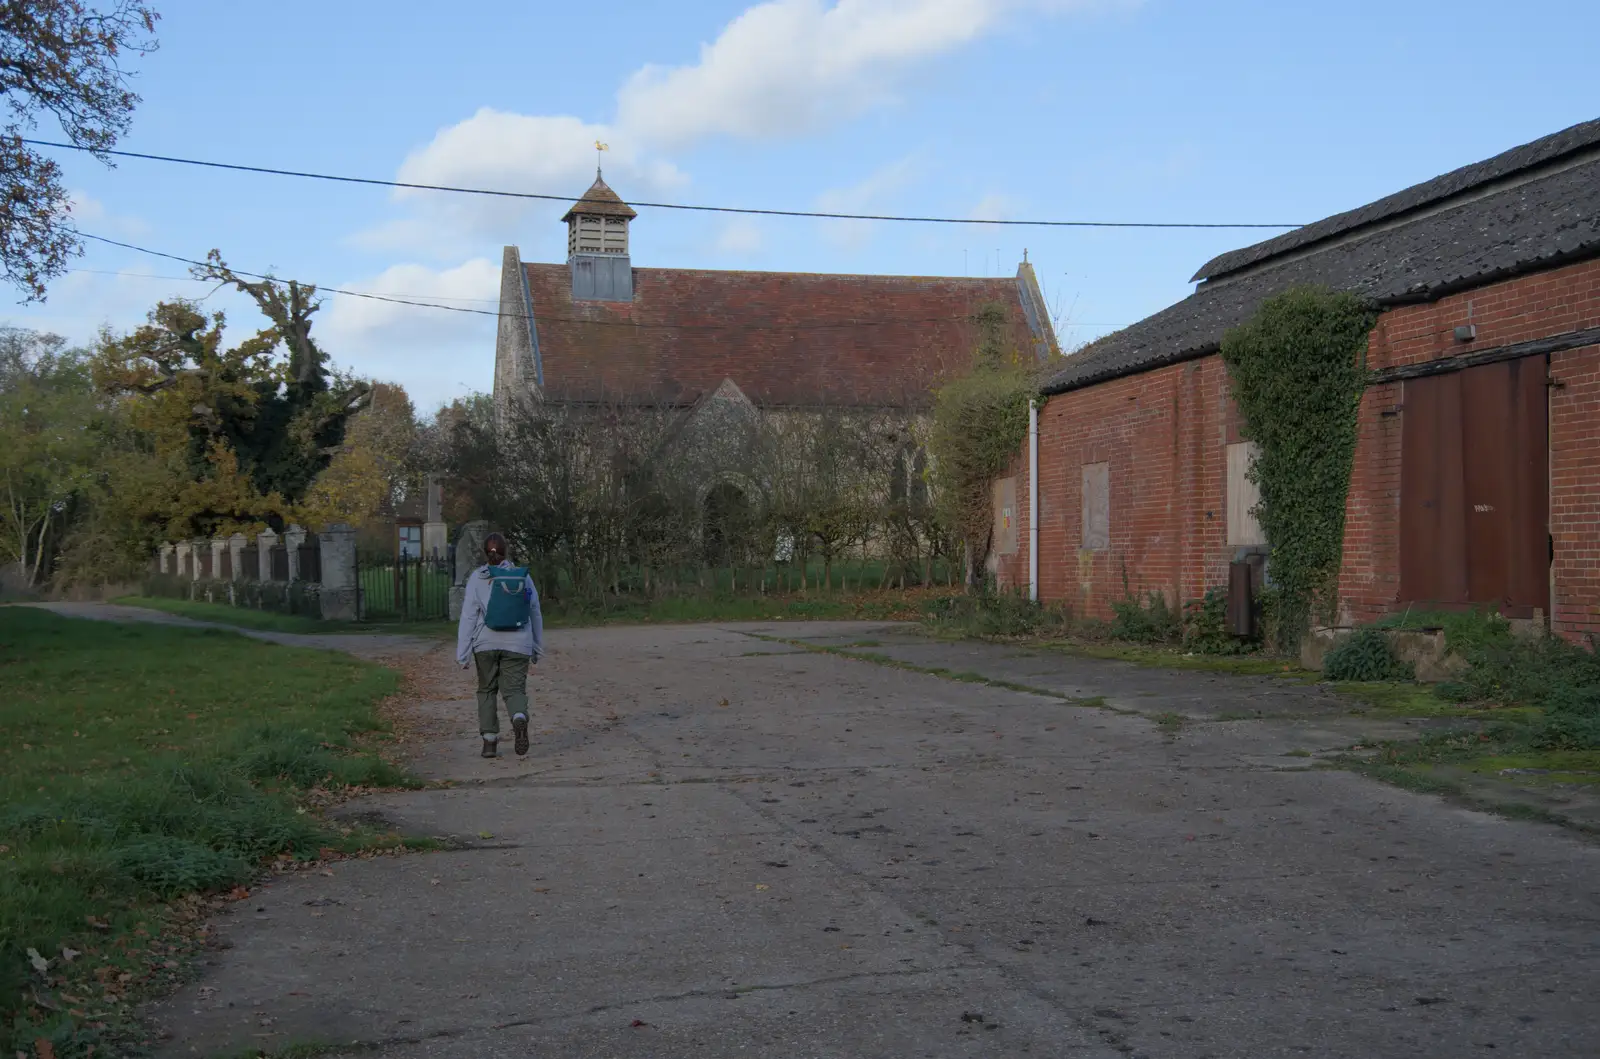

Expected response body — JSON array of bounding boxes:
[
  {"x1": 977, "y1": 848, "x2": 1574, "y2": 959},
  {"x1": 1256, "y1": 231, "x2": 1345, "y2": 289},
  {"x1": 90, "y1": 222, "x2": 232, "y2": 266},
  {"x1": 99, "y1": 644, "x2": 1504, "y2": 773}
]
[{"x1": 10, "y1": 0, "x2": 1598, "y2": 408}]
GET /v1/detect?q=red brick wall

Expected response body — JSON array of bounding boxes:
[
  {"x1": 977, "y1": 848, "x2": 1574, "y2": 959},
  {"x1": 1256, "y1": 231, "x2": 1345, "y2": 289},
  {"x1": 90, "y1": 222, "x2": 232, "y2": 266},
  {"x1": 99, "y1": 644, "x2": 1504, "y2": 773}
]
[
  {"x1": 996, "y1": 356, "x2": 1235, "y2": 618},
  {"x1": 1340, "y1": 257, "x2": 1600, "y2": 640},
  {"x1": 1010, "y1": 256, "x2": 1600, "y2": 640}
]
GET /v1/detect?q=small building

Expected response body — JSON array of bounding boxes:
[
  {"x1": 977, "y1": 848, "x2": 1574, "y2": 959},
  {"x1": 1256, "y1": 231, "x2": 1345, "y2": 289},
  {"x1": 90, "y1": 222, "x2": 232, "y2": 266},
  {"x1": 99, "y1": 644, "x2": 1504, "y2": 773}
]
[{"x1": 999, "y1": 118, "x2": 1600, "y2": 641}]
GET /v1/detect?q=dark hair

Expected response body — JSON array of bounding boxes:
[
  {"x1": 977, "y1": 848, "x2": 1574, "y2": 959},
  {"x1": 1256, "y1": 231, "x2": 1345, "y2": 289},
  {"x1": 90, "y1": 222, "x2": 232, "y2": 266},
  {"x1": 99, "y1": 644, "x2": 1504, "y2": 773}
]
[{"x1": 483, "y1": 532, "x2": 507, "y2": 559}]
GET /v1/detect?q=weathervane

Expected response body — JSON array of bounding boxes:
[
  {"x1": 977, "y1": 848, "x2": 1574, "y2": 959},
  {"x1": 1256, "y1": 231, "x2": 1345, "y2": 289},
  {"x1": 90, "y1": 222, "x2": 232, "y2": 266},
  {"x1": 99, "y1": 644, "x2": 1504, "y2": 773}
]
[{"x1": 594, "y1": 140, "x2": 609, "y2": 178}]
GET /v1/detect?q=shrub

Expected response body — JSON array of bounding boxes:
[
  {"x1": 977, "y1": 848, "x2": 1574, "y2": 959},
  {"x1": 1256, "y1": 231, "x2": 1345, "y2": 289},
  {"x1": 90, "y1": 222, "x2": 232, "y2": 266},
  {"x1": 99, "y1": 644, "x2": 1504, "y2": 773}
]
[
  {"x1": 1323, "y1": 627, "x2": 1415, "y2": 682},
  {"x1": 1182, "y1": 588, "x2": 1254, "y2": 655},
  {"x1": 1109, "y1": 591, "x2": 1182, "y2": 645},
  {"x1": 1437, "y1": 631, "x2": 1600, "y2": 749},
  {"x1": 923, "y1": 592, "x2": 1070, "y2": 638}
]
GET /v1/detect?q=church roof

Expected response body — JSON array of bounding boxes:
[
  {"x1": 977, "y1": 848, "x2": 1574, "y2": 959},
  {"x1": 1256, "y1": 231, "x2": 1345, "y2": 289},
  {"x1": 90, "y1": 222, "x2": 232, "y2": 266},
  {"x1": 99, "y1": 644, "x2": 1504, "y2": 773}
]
[
  {"x1": 560, "y1": 173, "x2": 638, "y2": 222},
  {"x1": 524, "y1": 264, "x2": 1048, "y2": 407}
]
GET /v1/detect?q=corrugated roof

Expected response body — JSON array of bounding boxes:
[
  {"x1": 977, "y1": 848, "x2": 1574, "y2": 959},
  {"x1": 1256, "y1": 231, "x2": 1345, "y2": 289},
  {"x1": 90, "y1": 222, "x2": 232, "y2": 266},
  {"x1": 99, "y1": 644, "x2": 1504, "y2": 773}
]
[
  {"x1": 1044, "y1": 124, "x2": 1600, "y2": 396},
  {"x1": 1192, "y1": 117, "x2": 1600, "y2": 282},
  {"x1": 528, "y1": 265, "x2": 1043, "y2": 407}
]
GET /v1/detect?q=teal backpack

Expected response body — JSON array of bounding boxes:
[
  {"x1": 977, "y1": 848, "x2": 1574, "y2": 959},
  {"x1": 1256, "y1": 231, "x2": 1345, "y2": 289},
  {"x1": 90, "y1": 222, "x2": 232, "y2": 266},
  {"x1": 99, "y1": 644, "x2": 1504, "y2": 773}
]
[{"x1": 483, "y1": 565, "x2": 532, "y2": 631}]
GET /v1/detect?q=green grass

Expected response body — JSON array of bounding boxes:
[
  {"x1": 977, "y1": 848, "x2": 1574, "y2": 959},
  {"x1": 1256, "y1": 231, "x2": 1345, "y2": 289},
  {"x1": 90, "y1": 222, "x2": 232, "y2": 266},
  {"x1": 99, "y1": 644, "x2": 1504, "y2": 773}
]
[
  {"x1": 114, "y1": 596, "x2": 455, "y2": 638},
  {"x1": 541, "y1": 589, "x2": 937, "y2": 628},
  {"x1": 0, "y1": 608, "x2": 419, "y2": 1056},
  {"x1": 1038, "y1": 639, "x2": 1312, "y2": 678}
]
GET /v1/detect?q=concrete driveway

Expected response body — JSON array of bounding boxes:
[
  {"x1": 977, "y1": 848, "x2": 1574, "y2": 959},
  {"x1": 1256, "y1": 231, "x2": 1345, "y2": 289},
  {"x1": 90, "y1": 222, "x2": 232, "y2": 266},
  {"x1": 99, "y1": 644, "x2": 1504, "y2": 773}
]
[{"x1": 139, "y1": 620, "x2": 1600, "y2": 1059}]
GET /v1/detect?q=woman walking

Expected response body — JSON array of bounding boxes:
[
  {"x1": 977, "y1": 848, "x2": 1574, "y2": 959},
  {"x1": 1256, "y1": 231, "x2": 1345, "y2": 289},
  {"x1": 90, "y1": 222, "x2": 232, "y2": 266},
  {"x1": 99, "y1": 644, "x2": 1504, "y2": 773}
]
[{"x1": 455, "y1": 532, "x2": 544, "y2": 757}]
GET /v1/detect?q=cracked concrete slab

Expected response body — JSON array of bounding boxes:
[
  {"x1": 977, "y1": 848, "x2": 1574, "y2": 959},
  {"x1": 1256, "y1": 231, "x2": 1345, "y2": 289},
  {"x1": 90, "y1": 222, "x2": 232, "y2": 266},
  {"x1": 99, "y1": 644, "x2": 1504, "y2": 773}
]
[{"x1": 125, "y1": 619, "x2": 1600, "y2": 1059}]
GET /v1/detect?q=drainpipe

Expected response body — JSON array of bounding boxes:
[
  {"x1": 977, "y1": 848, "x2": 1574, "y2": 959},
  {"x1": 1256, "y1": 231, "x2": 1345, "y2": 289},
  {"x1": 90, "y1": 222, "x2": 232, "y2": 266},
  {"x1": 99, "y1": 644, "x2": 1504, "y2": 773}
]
[{"x1": 1028, "y1": 397, "x2": 1039, "y2": 602}]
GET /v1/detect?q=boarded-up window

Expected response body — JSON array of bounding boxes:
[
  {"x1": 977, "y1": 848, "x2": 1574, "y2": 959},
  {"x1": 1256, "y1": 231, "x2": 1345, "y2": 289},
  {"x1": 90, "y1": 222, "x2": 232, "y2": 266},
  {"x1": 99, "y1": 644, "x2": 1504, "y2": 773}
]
[
  {"x1": 1082, "y1": 462, "x2": 1109, "y2": 550},
  {"x1": 1226, "y1": 442, "x2": 1265, "y2": 547},
  {"x1": 992, "y1": 477, "x2": 1018, "y2": 555}
]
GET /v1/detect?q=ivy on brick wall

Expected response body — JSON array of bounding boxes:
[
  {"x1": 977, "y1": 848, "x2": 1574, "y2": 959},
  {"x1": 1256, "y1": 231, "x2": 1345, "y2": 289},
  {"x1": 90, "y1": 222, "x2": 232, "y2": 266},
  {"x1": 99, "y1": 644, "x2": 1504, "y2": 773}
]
[
  {"x1": 1220, "y1": 286, "x2": 1377, "y2": 651},
  {"x1": 928, "y1": 304, "x2": 1036, "y2": 587}
]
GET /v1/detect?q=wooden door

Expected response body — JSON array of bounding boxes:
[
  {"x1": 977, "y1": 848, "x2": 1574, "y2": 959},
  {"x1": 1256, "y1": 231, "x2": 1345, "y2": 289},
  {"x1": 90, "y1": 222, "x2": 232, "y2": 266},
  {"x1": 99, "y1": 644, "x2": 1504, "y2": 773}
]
[{"x1": 1398, "y1": 355, "x2": 1549, "y2": 616}]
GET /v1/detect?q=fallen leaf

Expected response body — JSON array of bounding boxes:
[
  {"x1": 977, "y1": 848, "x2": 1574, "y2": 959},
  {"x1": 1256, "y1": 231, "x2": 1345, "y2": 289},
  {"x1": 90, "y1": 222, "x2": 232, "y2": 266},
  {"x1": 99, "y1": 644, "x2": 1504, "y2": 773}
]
[
  {"x1": 34, "y1": 1039, "x2": 55, "y2": 1059},
  {"x1": 59, "y1": 948, "x2": 79, "y2": 964},
  {"x1": 25, "y1": 949, "x2": 49, "y2": 976},
  {"x1": 630, "y1": 1019, "x2": 648, "y2": 1028},
  {"x1": 754, "y1": 884, "x2": 769, "y2": 891},
  {"x1": 478, "y1": 831, "x2": 494, "y2": 840}
]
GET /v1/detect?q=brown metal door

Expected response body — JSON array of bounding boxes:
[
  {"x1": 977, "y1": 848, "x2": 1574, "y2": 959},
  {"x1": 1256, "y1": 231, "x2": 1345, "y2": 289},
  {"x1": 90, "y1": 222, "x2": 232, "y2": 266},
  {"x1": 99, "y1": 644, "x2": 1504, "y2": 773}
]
[{"x1": 1399, "y1": 355, "x2": 1549, "y2": 616}]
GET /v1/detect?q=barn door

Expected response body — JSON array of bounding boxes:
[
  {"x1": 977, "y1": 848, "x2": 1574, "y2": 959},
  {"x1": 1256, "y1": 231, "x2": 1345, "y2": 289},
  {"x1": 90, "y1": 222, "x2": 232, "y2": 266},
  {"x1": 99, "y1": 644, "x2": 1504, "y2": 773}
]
[{"x1": 1398, "y1": 355, "x2": 1549, "y2": 617}]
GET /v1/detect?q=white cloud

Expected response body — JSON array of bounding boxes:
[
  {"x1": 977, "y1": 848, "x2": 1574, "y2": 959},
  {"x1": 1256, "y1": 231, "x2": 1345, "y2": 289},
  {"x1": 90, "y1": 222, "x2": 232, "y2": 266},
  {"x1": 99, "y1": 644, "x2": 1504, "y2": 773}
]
[
  {"x1": 356, "y1": 0, "x2": 1128, "y2": 266},
  {"x1": 320, "y1": 259, "x2": 502, "y2": 404},
  {"x1": 616, "y1": 0, "x2": 1125, "y2": 150},
  {"x1": 353, "y1": 109, "x2": 687, "y2": 257},
  {"x1": 714, "y1": 218, "x2": 766, "y2": 256}
]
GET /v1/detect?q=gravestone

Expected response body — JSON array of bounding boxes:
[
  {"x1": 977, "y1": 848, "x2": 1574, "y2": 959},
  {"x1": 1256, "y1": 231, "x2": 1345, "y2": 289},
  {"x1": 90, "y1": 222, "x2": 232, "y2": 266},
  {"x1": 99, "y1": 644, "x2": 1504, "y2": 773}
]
[
  {"x1": 283, "y1": 525, "x2": 307, "y2": 581},
  {"x1": 227, "y1": 533, "x2": 248, "y2": 581},
  {"x1": 448, "y1": 520, "x2": 489, "y2": 621},
  {"x1": 318, "y1": 523, "x2": 358, "y2": 621},
  {"x1": 256, "y1": 529, "x2": 279, "y2": 581}
]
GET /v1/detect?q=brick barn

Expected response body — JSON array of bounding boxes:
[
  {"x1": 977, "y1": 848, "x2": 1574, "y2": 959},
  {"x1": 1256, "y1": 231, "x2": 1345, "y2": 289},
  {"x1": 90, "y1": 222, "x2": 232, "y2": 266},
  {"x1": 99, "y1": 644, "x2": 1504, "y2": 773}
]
[
  {"x1": 996, "y1": 118, "x2": 1600, "y2": 642},
  {"x1": 492, "y1": 170, "x2": 1057, "y2": 486}
]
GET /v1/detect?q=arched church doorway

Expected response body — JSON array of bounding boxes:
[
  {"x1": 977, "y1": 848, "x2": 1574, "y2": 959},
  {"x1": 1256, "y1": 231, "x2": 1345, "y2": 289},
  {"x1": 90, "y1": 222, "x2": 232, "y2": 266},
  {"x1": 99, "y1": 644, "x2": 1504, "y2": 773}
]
[{"x1": 702, "y1": 481, "x2": 753, "y2": 567}]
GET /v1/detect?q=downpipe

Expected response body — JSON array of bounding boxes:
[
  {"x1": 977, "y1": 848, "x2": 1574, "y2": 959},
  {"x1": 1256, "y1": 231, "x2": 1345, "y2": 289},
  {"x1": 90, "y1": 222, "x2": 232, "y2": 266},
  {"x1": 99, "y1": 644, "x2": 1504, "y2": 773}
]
[{"x1": 1028, "y1": 397, "x2": 1039, "y2": 602}]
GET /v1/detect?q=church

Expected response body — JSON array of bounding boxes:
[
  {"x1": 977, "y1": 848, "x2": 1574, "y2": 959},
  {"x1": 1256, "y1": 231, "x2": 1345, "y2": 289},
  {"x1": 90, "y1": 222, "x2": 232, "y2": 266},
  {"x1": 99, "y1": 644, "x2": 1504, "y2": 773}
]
[
  {"x1": 491, "y1": 171, "x2": 1058, "y2": 417},
  {"x1": 486, "y1": 172, "x2": 1058, "y2": 564}
]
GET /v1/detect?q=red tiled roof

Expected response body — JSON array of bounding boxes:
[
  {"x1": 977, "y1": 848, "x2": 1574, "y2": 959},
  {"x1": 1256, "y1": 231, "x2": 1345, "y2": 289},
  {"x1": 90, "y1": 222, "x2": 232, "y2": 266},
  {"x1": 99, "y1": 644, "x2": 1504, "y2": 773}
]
[{"x1": 525, "y1": 264, "x2": 1041, "y2": 407}]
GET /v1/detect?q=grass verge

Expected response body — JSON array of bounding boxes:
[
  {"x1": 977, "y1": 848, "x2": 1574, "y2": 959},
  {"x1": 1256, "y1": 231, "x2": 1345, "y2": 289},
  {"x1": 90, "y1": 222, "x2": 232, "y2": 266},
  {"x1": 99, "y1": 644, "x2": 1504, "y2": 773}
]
[
  {"x1": 0, "y1": 607, "x2": 421, "y2": 1056},
  {"x1": 112, "y1": 596, "x2": 453, "y2": 638}
]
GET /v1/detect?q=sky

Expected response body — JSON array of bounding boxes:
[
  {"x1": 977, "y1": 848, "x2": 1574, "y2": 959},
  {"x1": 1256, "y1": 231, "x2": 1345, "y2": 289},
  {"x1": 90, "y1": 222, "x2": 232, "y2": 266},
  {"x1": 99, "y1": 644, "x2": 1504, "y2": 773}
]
[{"x1": 8, "y1": 0, "x2": 1599, "y2": 410}]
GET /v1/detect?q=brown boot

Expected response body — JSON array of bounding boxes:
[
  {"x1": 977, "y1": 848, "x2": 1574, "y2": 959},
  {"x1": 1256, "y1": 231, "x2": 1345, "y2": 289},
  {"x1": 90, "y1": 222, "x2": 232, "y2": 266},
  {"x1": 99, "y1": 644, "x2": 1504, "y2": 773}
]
[
  {"x1": 513, "y1": 714, "x2": 529, "y2": 756},
  {"x1": 481, "y1": 738, "x2": 498, "y2": 758}
]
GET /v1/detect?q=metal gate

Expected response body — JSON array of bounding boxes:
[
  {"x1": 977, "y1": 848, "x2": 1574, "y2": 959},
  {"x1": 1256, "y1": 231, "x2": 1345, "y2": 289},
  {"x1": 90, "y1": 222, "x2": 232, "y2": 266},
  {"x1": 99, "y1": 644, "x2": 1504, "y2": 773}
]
[
  {"x1": 357, "y1": 549, "x2": 452, "y2": 621},
  {"x1": 1398, "y1": 355, "x2": 1550, "y2": 617}
]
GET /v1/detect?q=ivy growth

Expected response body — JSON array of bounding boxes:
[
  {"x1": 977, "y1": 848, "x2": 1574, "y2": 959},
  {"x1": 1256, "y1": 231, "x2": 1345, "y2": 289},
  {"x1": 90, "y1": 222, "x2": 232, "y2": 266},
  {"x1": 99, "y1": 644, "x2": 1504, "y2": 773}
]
[
  {"x1": 928, "y1": 303, "x2": 1036, "y2": 587},
  {"x1": 1220, "y1": 287, "x2": 1376, "y2": 652}
]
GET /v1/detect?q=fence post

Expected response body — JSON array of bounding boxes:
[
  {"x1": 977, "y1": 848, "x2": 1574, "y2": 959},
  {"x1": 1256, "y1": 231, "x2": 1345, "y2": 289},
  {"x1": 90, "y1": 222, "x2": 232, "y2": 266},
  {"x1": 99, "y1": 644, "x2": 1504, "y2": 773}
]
[
  {"x1": 257, "y1": 529, "x2": 279, "y2": 581},
  {"x1": 318, "y1": 523, "x2": 359, "y2": 621},
  {"x1": 284, "y1": 524, "x2": 307, "y2": 581},
  {"x1": 449, "y1": 519, "x2": 488, "y2": 620},
  {"x1": 210, "y1": 538, "x2": 229, "y2": 582},
  {"x1": 159, "y1": 542, "x2": 175, "y2": 575},
  {"x1": 190, "y1": 538, "x2": 209, "y2": 581},
  {"x1": 228, "y1": 533, "x2": 248, "y2": 581}
]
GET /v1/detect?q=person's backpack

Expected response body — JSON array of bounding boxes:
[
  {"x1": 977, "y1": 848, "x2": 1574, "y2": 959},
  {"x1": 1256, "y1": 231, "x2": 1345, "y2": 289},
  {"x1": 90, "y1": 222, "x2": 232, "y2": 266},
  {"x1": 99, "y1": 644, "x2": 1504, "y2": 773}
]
[{"x1": 483, "y1": 566, "x2": 532, "y2": 631}]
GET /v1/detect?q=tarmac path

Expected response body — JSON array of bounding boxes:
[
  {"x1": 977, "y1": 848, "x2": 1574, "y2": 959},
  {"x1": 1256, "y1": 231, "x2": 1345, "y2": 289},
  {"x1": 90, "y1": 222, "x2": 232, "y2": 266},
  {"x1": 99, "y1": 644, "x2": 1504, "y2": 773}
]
[{"x1": 32, "y1": 606, "x2": 1600, "y2": 1057}]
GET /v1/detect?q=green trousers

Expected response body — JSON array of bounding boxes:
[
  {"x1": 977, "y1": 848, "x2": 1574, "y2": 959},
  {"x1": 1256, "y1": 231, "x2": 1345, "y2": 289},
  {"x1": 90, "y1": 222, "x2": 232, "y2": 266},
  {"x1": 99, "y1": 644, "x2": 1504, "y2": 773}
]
[{"x1": 473, "y1": 650, "x2": 530, "y2": 737}]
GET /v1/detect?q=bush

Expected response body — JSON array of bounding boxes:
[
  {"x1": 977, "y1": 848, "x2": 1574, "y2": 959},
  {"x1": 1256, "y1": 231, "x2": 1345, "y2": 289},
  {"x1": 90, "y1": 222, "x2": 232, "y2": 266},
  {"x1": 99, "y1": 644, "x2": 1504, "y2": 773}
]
[
  {"x1": 1437, "y1": 631, "x2": 1600, "y2": 749},
  {"x1": 1323, "y1": 627, "x2": 1415, "y2": 682},
  {"x1": 1182, "y1": 588, "x2": 1254, "y2": 655},
  {"x1": 923, "y1": 593, "x2": 1070, "y2": 638},
  {"x1": 1109, "y1": 591, "x2": 1182, "y2": 645}
]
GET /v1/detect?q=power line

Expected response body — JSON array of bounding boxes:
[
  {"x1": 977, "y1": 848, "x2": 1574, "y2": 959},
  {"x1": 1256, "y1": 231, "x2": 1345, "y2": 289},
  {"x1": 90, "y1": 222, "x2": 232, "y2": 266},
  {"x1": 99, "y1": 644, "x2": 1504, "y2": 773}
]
[
  {"x1": 30, "y1": 137, "x2": 1304, "y2": 230},
  {"x1": 74, "y1": 230, "x2": 1079, "y2": 332}
]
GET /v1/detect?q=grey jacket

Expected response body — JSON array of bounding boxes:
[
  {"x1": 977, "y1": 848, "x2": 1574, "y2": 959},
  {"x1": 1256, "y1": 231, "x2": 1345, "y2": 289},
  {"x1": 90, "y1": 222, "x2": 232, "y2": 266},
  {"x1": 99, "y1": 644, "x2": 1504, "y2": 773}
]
[{"x1": 455, "y1": 560, "x2": 544, "y2": 664}]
